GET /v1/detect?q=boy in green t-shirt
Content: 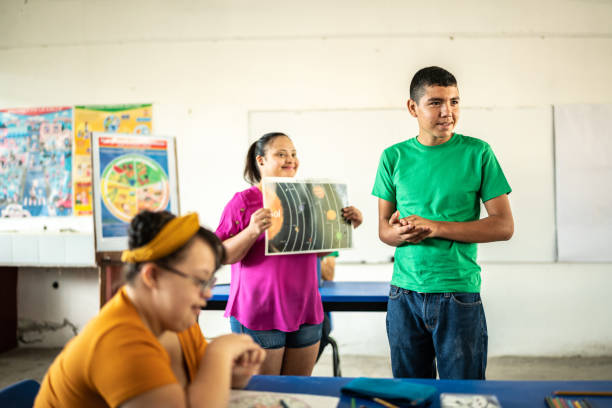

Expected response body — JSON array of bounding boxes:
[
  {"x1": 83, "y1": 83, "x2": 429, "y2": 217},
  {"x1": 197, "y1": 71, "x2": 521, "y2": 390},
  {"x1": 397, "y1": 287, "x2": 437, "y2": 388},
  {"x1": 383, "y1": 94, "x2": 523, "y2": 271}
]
[{"x1": 372, "y1": 66, "x2": 514, "y2": 379}]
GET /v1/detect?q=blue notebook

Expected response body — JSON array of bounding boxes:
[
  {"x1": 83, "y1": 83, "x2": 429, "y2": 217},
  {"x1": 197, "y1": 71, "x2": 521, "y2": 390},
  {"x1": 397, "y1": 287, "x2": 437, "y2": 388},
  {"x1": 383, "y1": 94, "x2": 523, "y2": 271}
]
[{"x1": 340, "y1": 377, "x2": 437, "y2": 407}]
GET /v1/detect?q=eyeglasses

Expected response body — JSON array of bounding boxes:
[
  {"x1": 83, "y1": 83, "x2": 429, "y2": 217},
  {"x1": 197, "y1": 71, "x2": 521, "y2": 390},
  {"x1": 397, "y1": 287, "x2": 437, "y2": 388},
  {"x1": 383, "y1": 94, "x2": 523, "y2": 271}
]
[{"x1": 155, "y1": 263, "x2": 217, "y2": 292}]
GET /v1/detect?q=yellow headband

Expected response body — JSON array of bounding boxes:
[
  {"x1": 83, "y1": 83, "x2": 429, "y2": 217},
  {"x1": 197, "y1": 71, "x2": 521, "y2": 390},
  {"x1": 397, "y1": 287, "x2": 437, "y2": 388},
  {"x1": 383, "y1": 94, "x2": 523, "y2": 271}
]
[{"x1": 121, "y1": 213, "x2": 200, "y2": 263}]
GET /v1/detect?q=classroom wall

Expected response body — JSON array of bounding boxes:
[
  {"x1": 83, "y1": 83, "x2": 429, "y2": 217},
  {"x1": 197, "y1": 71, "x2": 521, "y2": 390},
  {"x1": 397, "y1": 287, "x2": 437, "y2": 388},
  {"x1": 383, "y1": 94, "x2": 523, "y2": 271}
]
[{"x1": 3, "y1": 0, "x2": 612, "y2": 356}]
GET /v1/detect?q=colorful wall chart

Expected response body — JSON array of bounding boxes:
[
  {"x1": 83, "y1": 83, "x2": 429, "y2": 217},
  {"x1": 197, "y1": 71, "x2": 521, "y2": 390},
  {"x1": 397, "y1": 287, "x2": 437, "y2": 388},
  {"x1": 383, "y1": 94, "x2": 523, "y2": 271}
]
[
  {"x1": 0, "y1": 107, "x2": 73, "y2": 217},
  {"x1": 91, "y1": 133, "x2": 178, "y2": 252},
  {"x1": 74, "y1": 104, "x2": 152, "y2": 216},
  {"x1": 97, "y1": 136, "x2": 171, "y2": 238},
  {"x1": 262, "y1": 178, "x2": 352, "y2": 255}
]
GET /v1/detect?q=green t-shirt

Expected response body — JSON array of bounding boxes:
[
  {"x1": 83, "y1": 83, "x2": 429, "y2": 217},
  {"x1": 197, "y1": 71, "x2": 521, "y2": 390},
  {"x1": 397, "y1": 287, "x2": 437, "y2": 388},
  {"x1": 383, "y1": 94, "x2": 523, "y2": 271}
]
[{"x1": 371, "y1": 133, "x2": 511, "y2": 293}]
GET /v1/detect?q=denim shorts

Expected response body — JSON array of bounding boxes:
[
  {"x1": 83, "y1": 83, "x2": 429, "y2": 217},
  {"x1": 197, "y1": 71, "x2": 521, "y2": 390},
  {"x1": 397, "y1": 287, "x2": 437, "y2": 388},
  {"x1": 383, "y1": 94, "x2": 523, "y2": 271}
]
[{"x1": 230, "y1": 316, "x2": 322, "y2": 349}]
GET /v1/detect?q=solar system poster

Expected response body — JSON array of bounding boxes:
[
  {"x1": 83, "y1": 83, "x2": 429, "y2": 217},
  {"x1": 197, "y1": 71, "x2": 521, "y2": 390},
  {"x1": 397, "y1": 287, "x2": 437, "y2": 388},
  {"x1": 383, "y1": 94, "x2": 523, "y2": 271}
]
[
  {"x1": 91, "y1": 132, "x2": 178, "y2": 252},
  {"x1": 74, "y1": 104, "x2": 153, "y2": 216},
  {"x1": 262, "y1": 178, "x2": 353, "y2": 255}
]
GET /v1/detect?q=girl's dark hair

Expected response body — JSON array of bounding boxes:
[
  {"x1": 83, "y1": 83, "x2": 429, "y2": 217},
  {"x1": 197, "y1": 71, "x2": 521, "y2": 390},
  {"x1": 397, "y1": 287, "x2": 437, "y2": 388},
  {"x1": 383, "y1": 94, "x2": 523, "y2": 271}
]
[
  {"x1": 124, "y1": 210, "x2": 225, "y2": 283},
  {"x1": 243, "y1": 132, "x2": 287, "y2": 185}
]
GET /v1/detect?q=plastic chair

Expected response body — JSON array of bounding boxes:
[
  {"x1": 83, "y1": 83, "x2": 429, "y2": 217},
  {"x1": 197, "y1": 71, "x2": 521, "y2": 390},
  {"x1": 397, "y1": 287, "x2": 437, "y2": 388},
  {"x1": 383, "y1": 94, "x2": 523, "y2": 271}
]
[
  {"x1": 327, "y1": 334, "x2": 342, "y2": 377},
  {"x1": 316, "y1": 312, "x2": 342, "y2": 377},
  {"x1": 316, "y1": 257, "x2": 342, "y2": 376},
  {"x1": 0, "y1": 379, "x2": 40, "y2": 408}
]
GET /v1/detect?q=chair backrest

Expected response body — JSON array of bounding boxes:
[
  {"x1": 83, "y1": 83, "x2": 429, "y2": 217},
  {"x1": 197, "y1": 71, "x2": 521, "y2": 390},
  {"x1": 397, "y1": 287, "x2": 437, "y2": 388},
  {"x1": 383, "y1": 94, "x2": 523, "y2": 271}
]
[{"x1": 0, "y1": 379, "x2": 40, "y2": 408}]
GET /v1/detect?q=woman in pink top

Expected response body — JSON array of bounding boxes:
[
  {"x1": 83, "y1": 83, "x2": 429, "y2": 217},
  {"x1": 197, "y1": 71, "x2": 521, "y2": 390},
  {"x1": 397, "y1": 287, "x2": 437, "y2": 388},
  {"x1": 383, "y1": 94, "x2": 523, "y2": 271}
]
[{"x1": 216, "y1": 132, "x2": 362, "y2": 376}]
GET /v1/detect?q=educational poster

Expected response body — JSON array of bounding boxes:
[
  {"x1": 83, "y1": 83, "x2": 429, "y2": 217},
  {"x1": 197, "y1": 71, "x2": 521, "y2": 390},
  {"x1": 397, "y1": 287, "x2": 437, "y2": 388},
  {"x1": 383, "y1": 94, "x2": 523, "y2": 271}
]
[
  {"x1": 262, "y1": 178, "x2": 352, "y2": 255},
  {"x1": 0, "y1": 106, "x2": 73, "y2": 217},
  {"x1": 91, "y1": 133, "x2": 178, "y2": 252},
  {"x1": 73, "y1": 104, "x2": 152, "y2": 216}
]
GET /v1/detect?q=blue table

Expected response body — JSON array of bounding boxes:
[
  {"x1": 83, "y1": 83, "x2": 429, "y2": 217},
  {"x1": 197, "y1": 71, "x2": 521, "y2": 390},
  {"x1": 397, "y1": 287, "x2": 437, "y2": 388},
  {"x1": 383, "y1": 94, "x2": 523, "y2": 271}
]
[
  {"x1": 207, "y1": 281, "x2": 390, "y2": 312},
  {"x1": 207, "y1": 281, "x2": 390, "y2": 377},
  {"x1": 245, "y1": 375, "x2": 612, "y2": 408}
]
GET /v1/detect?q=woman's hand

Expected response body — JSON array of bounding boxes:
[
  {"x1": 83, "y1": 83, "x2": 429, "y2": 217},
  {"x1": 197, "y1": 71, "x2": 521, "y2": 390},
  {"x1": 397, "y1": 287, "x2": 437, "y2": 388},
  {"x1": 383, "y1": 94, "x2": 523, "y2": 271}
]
[
  {"x1": 342, "y1": 206, "x2": 363, "y2": 228},
  {"x1": 231, "y1": 347, "x2": 266, "y2": 389},
  {"x1": 191, "y1": 334, "x2": 265, "y2": 406},
  {"x1": 222, "y1": 208, "x2": 272, "y2": 265},
  {"x1": 206, "y1": 333, "x2": 264, "y2": 367},
  {"x1": 206, "y1": 333, "x2": 266, "y2": 389},
  {"x1": 248, "y1": 208, "x2": 272, "y2": 236}
]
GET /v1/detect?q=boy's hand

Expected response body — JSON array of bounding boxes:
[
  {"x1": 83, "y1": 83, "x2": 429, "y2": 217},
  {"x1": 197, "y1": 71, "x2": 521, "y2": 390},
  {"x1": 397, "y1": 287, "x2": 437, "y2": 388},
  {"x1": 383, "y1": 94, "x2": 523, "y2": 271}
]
[
  {"x1": 389, "y1": 211, "x2": 433, "y2": 244},
  {"x1": 400, "y1": 215, "x2": 439, "y2": 242}
]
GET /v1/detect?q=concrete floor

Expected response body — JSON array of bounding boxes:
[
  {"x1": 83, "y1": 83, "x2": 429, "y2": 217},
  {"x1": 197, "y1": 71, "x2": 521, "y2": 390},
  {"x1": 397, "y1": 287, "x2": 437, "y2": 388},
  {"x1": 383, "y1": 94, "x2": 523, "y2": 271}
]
[
  {"x1": 313, "y1": 351, "x2": 612, "y2": 380},
  {"x1": 1, "y1": 347, "x2": 611, "y2": 389}
]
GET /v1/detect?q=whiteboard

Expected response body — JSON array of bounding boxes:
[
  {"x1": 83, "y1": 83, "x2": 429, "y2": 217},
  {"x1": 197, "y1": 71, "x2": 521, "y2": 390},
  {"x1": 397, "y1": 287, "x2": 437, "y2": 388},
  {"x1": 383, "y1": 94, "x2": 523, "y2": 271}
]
[
  {"x1": 554, "y1": 104, "x2": 612, "y2": 262},
  {"x1": 249, "y1": 106, "x2": 555, "y2": 263}
]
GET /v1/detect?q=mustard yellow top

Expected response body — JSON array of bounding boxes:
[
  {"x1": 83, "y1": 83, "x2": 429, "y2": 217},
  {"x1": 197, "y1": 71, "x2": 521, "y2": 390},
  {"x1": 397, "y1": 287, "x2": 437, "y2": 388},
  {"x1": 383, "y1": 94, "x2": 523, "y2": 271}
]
[{"x1": 34, "y1": 287, "x2": 207, "y2": 408}]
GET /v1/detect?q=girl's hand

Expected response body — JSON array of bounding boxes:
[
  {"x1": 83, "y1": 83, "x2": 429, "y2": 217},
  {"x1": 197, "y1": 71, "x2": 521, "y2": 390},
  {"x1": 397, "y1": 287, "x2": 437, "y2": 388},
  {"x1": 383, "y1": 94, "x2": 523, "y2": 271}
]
[
  {"x1": 204, "y1": 333, "x2": 266, "y2": 389},
  {"x1": 207, "y1": 333, "x2": 264, "y2": 363},
  {"x1": 234, "y1": 347, "x2": 266, "y2": 370},
  {"x1": 342, "y1": 206, "x2": 363, "y2": 228},
  {"x1": 248, "y1": 208, "x2": 272, "y2": 236},
  {"x1": 228, "y1": 337, "x2": 266, "y2": 389}
]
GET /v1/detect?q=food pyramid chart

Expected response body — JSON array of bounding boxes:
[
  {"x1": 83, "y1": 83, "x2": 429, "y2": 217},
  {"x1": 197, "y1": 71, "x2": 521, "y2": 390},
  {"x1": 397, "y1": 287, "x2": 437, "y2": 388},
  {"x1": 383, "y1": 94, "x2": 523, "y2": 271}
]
[{"x1": 101, "y1": 153, "x2": 169, "y2": 222}]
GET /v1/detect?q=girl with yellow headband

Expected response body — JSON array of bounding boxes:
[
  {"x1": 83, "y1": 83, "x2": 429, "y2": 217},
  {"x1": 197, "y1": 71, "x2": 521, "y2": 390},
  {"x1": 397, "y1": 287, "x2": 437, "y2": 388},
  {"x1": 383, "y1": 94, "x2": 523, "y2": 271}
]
[
  {"x1": 216, "y1": 132, "x2": 362, "y2": 376},
  {"x1": 35, "y1": 210, "x2": 265, "y2": 408}
]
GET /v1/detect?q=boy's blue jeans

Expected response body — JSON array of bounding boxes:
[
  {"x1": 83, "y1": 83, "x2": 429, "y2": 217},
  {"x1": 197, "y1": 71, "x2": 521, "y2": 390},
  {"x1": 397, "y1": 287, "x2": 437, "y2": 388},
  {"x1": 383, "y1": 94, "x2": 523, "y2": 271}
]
[{"x1": 386, "y1": 285, "x2": 488, "y2": 379}]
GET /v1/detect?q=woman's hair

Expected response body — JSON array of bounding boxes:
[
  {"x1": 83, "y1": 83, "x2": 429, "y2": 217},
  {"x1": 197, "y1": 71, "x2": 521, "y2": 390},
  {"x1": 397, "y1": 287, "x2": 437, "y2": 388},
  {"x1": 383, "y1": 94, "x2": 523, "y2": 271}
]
[
  {"x1": 243, "y1": 132, "x2": 287, "y2": 185},
  {"x1": 124, "y1": 210, "x2": 225, "y2": 283}
]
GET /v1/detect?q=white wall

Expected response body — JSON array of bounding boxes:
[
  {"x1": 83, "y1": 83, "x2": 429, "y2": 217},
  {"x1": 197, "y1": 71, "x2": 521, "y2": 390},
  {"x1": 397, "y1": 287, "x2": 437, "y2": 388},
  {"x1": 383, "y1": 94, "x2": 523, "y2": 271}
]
[
  {"x1": 199, "y1": 263, "x2": 612, "y2": 357},
  {"x1": 3, "y1": 0, "x2": 612, "y2": 355},
  {"x1": 17, "y1": 267, "x2": 98, "y2": 346}
]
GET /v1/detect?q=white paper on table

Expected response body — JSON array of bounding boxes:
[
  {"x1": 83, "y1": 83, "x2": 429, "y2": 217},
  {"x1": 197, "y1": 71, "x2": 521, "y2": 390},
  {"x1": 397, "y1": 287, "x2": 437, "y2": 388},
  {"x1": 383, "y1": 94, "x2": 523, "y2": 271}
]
[
  {"x1": 229, "y1": 389, "x2": 339, "y2": 408},
  {"x1": 440, "y1": 392, "x2": 502, "y2": 408}
]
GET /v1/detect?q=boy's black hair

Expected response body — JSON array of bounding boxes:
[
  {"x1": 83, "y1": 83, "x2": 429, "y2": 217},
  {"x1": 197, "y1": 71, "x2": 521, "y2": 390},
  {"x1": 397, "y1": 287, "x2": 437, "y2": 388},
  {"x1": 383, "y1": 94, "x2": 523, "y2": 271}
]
[{"x1": 409, "y1": 66, "x2": 457, "y2": 103}]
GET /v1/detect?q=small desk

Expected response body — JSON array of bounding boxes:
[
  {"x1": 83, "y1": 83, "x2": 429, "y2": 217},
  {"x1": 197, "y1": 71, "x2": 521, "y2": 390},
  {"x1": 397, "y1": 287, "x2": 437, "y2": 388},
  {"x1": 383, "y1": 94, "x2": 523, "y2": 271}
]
[
  {"x1": 245, "y1": 375, "x2": 612, "y2": 408},
  {"x1": 207, "y1": 281, "x2": 390, "y2": 312}
]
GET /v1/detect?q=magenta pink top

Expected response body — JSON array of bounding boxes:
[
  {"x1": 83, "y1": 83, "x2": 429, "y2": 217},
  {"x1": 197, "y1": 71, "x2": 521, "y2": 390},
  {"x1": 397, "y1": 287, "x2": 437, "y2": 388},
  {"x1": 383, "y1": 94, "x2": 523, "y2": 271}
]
[{"x1": 215, "y1": 186, "x2": 323, "y2": 332}]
